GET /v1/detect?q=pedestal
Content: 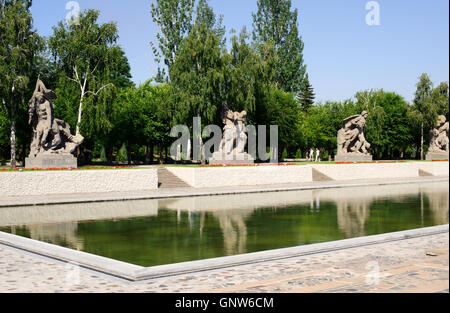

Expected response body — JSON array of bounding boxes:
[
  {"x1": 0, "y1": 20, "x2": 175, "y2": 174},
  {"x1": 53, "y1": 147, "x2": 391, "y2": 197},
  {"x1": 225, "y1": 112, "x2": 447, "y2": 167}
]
[
  {"x1": 334, "y1": 154, "x2": 373, "y2": 162},
  {"x1": 209, "y1": 152, "x2": 255, "y2": 165},
  {"x1": 25, "y1": 154, "x2": 78, "y2": 169},
  {"x1": 426, "y1": 152, "x2": 449, "y2": 161}
]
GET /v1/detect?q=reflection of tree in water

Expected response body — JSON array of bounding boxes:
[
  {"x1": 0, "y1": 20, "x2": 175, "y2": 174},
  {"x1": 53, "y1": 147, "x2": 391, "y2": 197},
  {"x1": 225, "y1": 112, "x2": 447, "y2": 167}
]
[
  {"x1": 211, "y1": 210, "x2": 252, "y2": 256},
  {"x1": 336, "y1": 199, "x2": 370, "y2": 238},
  {"x1": 27, "y1": 222, "x2": 83, "y2": 251}
]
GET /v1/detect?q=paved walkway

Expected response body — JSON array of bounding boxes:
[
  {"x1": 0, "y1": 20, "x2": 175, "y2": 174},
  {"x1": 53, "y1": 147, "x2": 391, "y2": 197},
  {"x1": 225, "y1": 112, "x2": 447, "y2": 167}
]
[{"x1": 0, "y1": 232, "x2": 448, "y2": 293}]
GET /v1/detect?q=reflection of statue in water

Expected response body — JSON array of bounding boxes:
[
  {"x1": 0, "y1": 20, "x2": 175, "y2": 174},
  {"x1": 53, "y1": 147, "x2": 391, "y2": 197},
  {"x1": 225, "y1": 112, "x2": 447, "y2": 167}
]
[
  {"x1": 28, "y1": 78, "x2": 84, "y2": 158},
  {"x1": 428, "y1": 115, "x2": 449, "y2": 154},
  {"x1": 336, "y1": 199, "x2": 370, "y2": 238},
  {"x1": 337, "y1": 111, "x2": 371, "y2": 155},
  {"x1": 212, "y1": 210, "x2": 251, "y2": 256}
]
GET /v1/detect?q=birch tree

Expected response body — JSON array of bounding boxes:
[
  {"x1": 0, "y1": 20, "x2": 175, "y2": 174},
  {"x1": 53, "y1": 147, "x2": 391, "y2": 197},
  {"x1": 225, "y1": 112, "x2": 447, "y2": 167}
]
[{"x1": 48, "y1": 9, "x2": 118, "y2": 137}]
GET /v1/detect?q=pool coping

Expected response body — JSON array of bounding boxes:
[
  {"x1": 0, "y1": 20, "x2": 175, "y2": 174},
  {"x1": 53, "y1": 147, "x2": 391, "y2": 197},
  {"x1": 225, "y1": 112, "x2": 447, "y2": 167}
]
[
  {"x1": 0, "y1": 225, "x2": 448, "y2": 281},
  {"x1": 0, "y1": 176, "x2": 448, "y2": 208}
]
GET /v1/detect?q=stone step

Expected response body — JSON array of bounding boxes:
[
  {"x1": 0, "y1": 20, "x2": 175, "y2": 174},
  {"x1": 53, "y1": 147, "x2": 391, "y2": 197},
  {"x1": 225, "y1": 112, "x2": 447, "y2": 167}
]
[{"x1": 158, "y1": 168, "x2": 192, "y2": 189}]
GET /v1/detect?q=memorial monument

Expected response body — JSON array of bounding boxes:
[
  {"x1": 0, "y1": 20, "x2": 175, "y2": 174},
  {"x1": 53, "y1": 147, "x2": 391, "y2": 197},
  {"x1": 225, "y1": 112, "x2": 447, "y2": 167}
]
[
  {"x1": 335, "y1": 111, "x2": 373, "y2": 162},
  {"x1": 426, "y1": 115, "x2": 449, "y2": 160},
  {"x1": 25, "y1": 78, "x2": 84, "y2": 169},
  {"x1": 209, "y1": 103, "x2": 254, "y2": 165}
]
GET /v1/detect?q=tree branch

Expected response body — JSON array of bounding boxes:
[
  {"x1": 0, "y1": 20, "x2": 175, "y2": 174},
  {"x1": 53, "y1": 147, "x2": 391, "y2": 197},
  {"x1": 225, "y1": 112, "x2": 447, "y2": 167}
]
[{"x1": 85, "y1": 83, "x2": 113, "y2": 96}]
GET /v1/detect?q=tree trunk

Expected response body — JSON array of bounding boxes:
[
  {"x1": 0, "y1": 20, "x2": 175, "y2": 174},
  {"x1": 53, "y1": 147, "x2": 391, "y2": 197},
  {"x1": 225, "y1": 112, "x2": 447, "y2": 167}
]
[
  {"x1": 159, "y1": 144, "x2": 164, "y2": 164},
  {"x1": 127, "y1": 144, "x2": 132, "y2": 165},
  {"x1": 106, "y1": 145, "x2": 113, "y2": 165},
  {"x1": 144, "y1": 146, "x2": 149, "y2": 165},
  {"x1": 76, "y1": 97, "x2": 83, "y2": 136},
  {"x1": 150, "y1": 145, "x2": 154, "y2": 164},
  {"x1": 21, "y1": 141, "x2": 26, "y2": 166},
  {"x1": 10, "y1": 120, "x2": 16, "y2": 168},
  {"x1": 420, "y1": 122, "x2": 424, "y2": 160}
]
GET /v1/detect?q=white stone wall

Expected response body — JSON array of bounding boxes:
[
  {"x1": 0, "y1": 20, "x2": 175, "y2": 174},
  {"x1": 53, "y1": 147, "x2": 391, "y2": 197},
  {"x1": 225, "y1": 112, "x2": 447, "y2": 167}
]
[
  {"x1": 0, "y1": 169, "x2": 158, "y2": 197},
  {"x1": 167, "y1": 166, "x2": 313, "y2": 188},
  {"x1": 416, "y1": 162, "x2": 449, "y2": 177},
  {"x1": 312, "y1": 163, "x2": 419, "y2": 180},
  {"x1": 167, "y1": 162, "x2": 449, "y2": 188}
]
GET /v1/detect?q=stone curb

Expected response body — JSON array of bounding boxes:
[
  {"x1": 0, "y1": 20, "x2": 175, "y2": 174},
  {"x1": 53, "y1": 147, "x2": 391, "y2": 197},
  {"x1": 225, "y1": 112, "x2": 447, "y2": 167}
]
[{"x1": 0, "y1": 225, "x2": 448, "y2": 281}]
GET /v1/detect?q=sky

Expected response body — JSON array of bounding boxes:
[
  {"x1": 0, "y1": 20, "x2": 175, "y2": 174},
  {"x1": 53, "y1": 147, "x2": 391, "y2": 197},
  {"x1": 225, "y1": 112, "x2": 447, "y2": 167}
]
[{"x1": 30, "y1": 0, "x2": 449, "y2": 103}]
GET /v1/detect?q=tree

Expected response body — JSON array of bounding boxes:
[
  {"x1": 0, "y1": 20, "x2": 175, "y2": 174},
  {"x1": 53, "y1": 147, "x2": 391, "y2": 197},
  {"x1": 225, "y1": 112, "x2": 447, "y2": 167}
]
[
  {"x1": 170, "y1": 13, "x2": 226, "y2": 126},
  {"x1": 113, "y1": 82, "x2": 172, "y2": 164},
  {"x1": 412, "y1": 73, "x2": 435, "y2": 160},
  {"x1": 431, "y1": 81, "x2": 449, "y2": 119},
  {"x1": 263, "y1": 86, "x2": 300, "y2": 157},
  {"x1": 48, "y1": 9, "x2": 120, "y2": 137},
  {"x1": 356, "y1": 90, "x2": 412, "y2": 159},
  {"x1": 252, "y1": 0, "x2": 306, "y2": 94},
  {"x1": 0, "y1": 0, "x2": 42, "y2": 167},
  {"x1": 150, "y1": 0, "x2": 196, "y2": 81},
  {"x1": 298, "y1": 73, "x2": 315, "y2": 111},
  {"x1": 299, "y1": 100, "x2": 360, "y2": 158}
]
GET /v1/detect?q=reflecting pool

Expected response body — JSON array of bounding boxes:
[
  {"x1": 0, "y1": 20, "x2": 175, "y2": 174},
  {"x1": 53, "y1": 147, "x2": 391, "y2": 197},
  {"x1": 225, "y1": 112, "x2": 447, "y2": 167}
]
[{"x1": 0, "y1": 182, "x2": 448, "y2": 267}]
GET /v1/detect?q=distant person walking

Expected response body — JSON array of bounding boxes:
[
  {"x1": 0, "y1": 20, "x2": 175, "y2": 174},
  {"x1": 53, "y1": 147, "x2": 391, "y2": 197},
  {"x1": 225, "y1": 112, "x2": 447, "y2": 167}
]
[
  {"x1": 315, "y1": 148, "x2": 320, "y2": 162},
  {"x1": 310, "y1": 148, "x2": 314, "y2": 162}
]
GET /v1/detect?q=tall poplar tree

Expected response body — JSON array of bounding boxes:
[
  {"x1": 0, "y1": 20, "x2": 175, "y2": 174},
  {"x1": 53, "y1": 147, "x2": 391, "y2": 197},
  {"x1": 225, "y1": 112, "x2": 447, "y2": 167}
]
[
  {"x1": 252, "y1": 0, "x2": 306, "y2": 94},
  {"x1": 0, "y1": 0, "x2": 42, "y2": 167},
  {"x1": 413, "y1": 73, "x2": 435, "y2": 160},
  {"x1": 150, "y1": 0, "x2": 196, "y2": 81}
]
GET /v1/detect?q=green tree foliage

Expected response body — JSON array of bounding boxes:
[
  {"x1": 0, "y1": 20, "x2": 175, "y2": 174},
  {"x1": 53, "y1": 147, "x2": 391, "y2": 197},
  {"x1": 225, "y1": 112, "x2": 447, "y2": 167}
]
[
  {"x1": 355, "y1": 90, "x2": 412, "y2": 159},
  {"x1": 431, "y1": 81, "x2": 449, "y2": 119},
  {"x1": 150, "y1": 0, "x2": 196, "y2": 81},
  {"x1": 298, "y1": 73, "x2": 315, "y2": 111},
  {"x1": 252, "y1": 0, "x2": 306, "y2": 94},
  {"x1": 299, "y1": 100, "x2": 360, "y2": 158},
  {"x1": 170, "y1": 13, "x2": 226, "y2": 126},
  {"x1": 48, "y1": 9, "x2": 125, "y2": 137},
  {"x1": 263, "y1": 87, "x2": 299, "y2": 156},
  {"x1": 412, "y1": 73, "x2": 436, "y2": 159},
  {"x1": 0, "y1": 0, "x2": 42, "y2": 167},
  {"x1": 112, "y1": 82, "x2": 173, "y2": 164},
  {"x1": 116, "y1": 143, "x2": 128, "y2": 163}
]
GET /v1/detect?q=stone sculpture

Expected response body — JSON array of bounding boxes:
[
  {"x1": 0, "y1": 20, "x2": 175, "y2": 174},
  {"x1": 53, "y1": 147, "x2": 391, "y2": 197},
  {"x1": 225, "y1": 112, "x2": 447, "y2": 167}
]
[
  {"x1": 335, "y1": 111, "x2": 373, "y2": 162},
  {"x1": 209, "y1": 103, "x2": 254, "y2": 164},
  {"x1": 426, "y1": 115, "x2": 449, "y2": 160},
  {"x1": 25, "y1": 78, "x2": 84, "y2": 169}
]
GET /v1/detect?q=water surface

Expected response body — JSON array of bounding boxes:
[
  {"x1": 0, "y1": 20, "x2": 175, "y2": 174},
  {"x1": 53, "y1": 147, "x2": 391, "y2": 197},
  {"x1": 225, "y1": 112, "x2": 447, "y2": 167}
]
[{"x1": 0, "y1": 182, "x2": 448, "y2": 267}]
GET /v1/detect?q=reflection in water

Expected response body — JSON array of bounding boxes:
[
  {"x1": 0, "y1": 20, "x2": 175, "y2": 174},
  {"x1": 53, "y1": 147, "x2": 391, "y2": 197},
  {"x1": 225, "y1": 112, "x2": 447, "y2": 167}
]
[
  {"x1": 27, "y1": 223, "x2": 84, "y2": 251},
  {"x1": 336, "y1": 199, "x2": 370, "y2": 237},
  {"x1": 0, "y1": 182, "x2": 448, "y2": 266},
  {"x1": 212, "y1": 210, "x2": 252, "y2": 255}
]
